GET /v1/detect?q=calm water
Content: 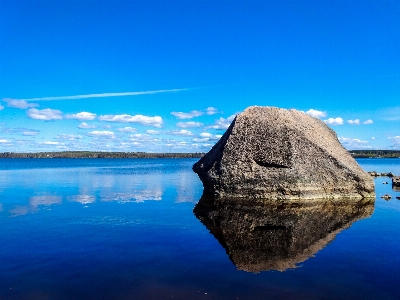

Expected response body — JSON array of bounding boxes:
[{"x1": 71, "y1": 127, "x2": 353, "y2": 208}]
[{"x1": 0, "y1": 158, "x2": 399, "y2": 300}]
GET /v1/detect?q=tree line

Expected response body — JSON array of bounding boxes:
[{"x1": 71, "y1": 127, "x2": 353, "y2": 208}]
[
  {"x1": 349, "y1": 150, "x2": 400, "y2": 158},
  {"x1": 1, "y1": 150, "x2": 399, "y2": 159}
]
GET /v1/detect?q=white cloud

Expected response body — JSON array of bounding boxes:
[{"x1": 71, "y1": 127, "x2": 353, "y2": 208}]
[
  {"x1": 306, "y1": 109, "x2": 327, "y2": 118},
  {"x1": 339, "y1": 137, "x2": 370, "y2": 149},
  {"x1": 78, "y1": 122, "x2": 96, "y2": 129},
  {"x1": 129, "y1": 134, "x2": 158, "y2": 143},
  {"x1": 388, "y1": 136, "x2": 400, "y2": 147},
  {"x1": 347, "y1": 119, "x2": 360, "y2": 125},
  {"x1": 171, "y1": 110, "x2": 204, "y2": 119},
  {"x1": 171, "y1": 129, "x2": 194, "y2": 136},
  {"x1": 363, "y1": 119, "x2": 373, "y2": 124},
  {"x1": 27, "y1": 108, "x2": 63, "y2": 120},
  {"x1": 379, "y1": 106, "x2": 400, "y2": 121},
  {"x1": 2, "y1": 127, "x2": 41, "y2": 136},
  {"x1": 65, "y1": 112, "x2": 96, "y2": 121},
  {"x1": 200, "y1": 132, "x2": 213, "y2": 138},
  {"x1": 206, "y1": 107, "x2": 219, "y2": 115},
  {"x1": 176, "y1": 121, "x2": 203, "y2": 128},
  {"x1": 117, "y1": 127, "x2": 137, "y2": 133},
  {"x1": 40, "y1": 141, "x2": 60, "y2": 145},
  {"x1": 131, "y1": 134, "x2": 147, "y2": 138},
  {"x1": 5, "y1": 88, "x2": 187, "y2": 101},
  {"x1": 0, "y1": 105, "x2": 4, "y2": 110},
  {"x1": 324, "y1": 117, "x2": 343, "y2": 125},
  {"x1": 193, "y1": 138, "x2": 210, "y2": 143},
  {"x1": 146, "y1": 130, "x2": 160, "y2": 135},
  {"x1": 87, "y1": 131, "x2": 115, "y2": 138},
  {"x1": 371, "y1": 137, "x2": 376, "y2": 140},
  {"x1": 56, "y1": 134, "x2": 82, "y2": 140},
  {"x1": 193, "y1": 133, "x2": 222, "y2": 143},
  {"x1": 0, "y1": 139, "x2": 10, "y2": 143},
  {"x1": 208, "y1": 114, "x2": 236, "y2": 129},
  {"x1": 22, "y1": 130, "x2": 40, "y2": 136},
  {"x1": 3, "y1": 98, "x2": 38, "y2": 109},
  {"x1": 98, "y1": 114, "x2": 163, "y2": 127}
]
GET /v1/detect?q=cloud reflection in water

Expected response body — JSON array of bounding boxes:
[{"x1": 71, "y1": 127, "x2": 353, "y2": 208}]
[
  {"x1": 68, "y1": 195, "x2": 96, "y2": 204},
  {"x1": 100, "y1": 190, "x2": 162, "y2": 203}
]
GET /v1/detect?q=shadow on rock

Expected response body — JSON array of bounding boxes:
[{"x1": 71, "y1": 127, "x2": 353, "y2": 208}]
[{"x1": 193, "y1": 195, "x2": 374, "y2": 273}]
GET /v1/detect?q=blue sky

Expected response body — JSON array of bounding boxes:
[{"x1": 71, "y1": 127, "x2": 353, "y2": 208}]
[{"x1": 1, "y1": 0, "x2": 400, "y2": 152}]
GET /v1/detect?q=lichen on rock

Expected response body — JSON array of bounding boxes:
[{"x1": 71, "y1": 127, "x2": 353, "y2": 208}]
[{"x1": 193, "y1": 106, "x2": 375, "y2": 200}]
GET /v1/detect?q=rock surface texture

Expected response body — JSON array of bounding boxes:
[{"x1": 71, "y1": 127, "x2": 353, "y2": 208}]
[
  {"x1": 392, "y1": 176, "x2": 400, "y2": 191},
  {"x1": 193, "y1": 106, "x2": 375, "y2": 200}
]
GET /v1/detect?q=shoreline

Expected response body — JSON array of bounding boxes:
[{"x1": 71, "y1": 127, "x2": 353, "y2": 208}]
[{"x1": 0, "y1": 150, "x2": 400, "y2": 159}]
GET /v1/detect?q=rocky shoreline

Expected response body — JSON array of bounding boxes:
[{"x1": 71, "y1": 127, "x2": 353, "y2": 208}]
[
  {"x1": 368, "y1": 172, "x2": 399, "y2": 188},
  {"x1": 367, "y1": 172, "x2": 400, "y2": 199}
]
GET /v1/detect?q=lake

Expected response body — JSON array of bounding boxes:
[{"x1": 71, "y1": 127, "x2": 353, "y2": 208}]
[{"x1": 0, "y1": 158, "x2": 399, "y2": 300}]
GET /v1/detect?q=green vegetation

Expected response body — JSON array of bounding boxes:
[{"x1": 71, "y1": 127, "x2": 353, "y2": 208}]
[
  {"x1": 0, "y1": 151, "x2": 204, "y2": 159},
  {"x1": 349, "y1": 150, "x2": 400, "y2": 158}
]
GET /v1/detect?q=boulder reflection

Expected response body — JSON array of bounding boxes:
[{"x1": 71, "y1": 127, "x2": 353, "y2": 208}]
[{"x1": 194, "y1": 196, "x2": 374, "y2": 273}]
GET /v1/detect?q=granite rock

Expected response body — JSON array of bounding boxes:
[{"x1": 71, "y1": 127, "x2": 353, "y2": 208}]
[
  {"x1": 392, "y1": 176, "x2": 400, "y2": 187},
  {"x1": 193, "y1": 106, "x2": 375, "y2": 200},
  {"x1": 368, "y1": 171, "x2": 380, "y2": 177}
]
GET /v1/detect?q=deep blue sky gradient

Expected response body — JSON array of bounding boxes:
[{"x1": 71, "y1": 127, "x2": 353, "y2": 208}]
[{"x1": 1, "y1": 0, "x2": 400, "y2": 152}]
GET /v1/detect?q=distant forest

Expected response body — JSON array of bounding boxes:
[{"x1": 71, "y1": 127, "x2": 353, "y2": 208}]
[
  {"x1": 0, "y1": 150, "x2": 399, "y2": 159},
  {"x1": 349, "y1": 150, "x2": 400, "y2": 158},
  {"x1": 0, "y1": 151, "x2": 204, "y2": 159}
]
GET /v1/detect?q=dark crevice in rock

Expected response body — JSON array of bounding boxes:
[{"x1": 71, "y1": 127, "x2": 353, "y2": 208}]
[{"x1": 254, "y1": 160, "x2": 289, "y2": 168}]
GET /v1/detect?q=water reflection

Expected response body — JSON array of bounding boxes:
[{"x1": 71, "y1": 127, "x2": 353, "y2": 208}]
[
  {"x1": 0, "y1": 159, "x2": 203, "y2": 219},
  {"x1": 67, "y1": 195, "x2": 96, "y2": 204},
  {"x1": 30, "y1": 195, "x2": 62, "y2": 208},
  {"x1": 8, "y1": 196, "x2": 63, "y2": 216},
  {"x1": 100, "y1": 190, "x2": 162, "y2": 203},
  {"x1": 9, "y1": 205, "x2": 29, "y2": 216},
  {"x1": 194, "y1": 196, "x2": 374, "y2": 273}
]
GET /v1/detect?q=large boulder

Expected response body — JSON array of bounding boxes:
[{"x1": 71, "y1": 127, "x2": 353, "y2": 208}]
[{"x1": 193, "y1": 106, "x2": 375, "y2": 200}]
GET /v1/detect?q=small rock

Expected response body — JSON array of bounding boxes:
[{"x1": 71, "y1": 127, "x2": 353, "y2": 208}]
[
  {"x1": 392, "y1": 176, "x2": 400, "y2": 188},
  {"x1": 383, "y1": 182, "x2": 388, "y2": 184},
  {"x1": 368, "y1": 171, "x2": 379, "y2": 177},
  {"x1": 396, "y1": 196, "x2": 400, "y2": 200},
  {"x1": 387, "y1": 172, "x2": 394, "y2": 177},
  {"x1": 381, "y1": 194, "x2": 392, "y2": 200}
]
